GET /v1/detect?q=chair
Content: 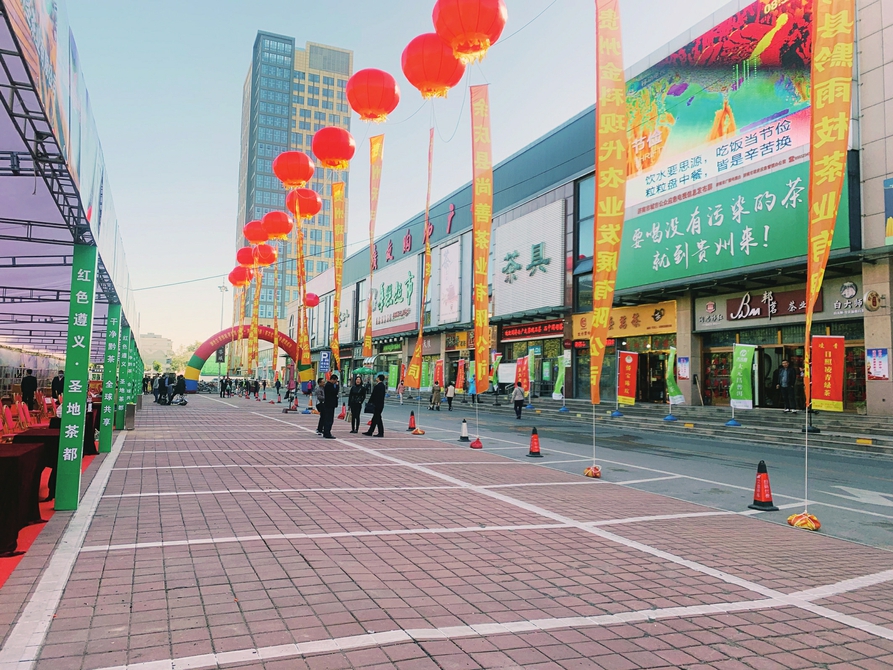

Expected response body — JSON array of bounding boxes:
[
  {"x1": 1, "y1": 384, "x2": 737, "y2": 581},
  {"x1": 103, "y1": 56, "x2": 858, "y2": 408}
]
[
  {"x1": 2, "y1": 406, "x2": 21, "y2": 436},
  {"x1": 11, "y1": 403, "x2": 29, "y2": 431}
]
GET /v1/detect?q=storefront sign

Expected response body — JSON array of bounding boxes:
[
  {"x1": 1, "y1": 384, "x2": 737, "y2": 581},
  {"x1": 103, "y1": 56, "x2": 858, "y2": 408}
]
[
  {"x1": 381, "y1": 342, "x2": 402, "y2": 353},
  {"x1": 618, "y1": 352, "x2": 638, "y2": 406},
  {"x1": 729, "y1": 344, "x2": 756, "y2": 410},
  {"x1": 867, "y1": 348, "x2": 889, "y2": 381},
  {"x1": 502, "y1": 320, "x2": 564, "y2": 343},
  {"x1": 727, "y1": 288, "x2": 820, "y2": 322},
  {"x1": 471, "y1": 85, "x2": 494, "y2": 391},
  {"x1": 445, "y1": 331, "x2": 473, "y2": 351},
  {"x1": 573, "y1": 301, "x2": 676, "y2": 340},
  {"x1": 666, "y1": 347, "x2": 685, "y2": 405},
  {"x1": 371, "y1": 255, "x2": 418, "y2": 336},
  {"x1": 422, "y1": 335, "x2": 439, "y2": 356},
  {"x1": 812, "y1": 336, "x2": 845, "y2": 412},
  {"x1": 677, "y1": 356, "x2": 690, "y2": 381}
]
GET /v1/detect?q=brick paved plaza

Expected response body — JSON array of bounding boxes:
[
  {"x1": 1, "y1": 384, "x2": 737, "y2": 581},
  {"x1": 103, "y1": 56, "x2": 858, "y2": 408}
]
[{"x1": 1, "y1": 397, "x2": 892, "y2": 670}]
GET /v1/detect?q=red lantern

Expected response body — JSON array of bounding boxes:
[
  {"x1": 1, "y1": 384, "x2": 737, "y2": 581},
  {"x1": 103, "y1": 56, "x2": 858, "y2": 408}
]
[
  {"x1": 432, "y1": 0, "x2": 508, "y2": 63},
  {"x1": 228, "y1": 266, "x2": 254, "y2": 288},
  {"x1": 243, "y1": 220, "x2": 268, "y2": 245},
  {"x1": 346, "y1": 69, "x2": 400, "y2": 122},
  {"x1": 272, "y1": 152, "x2": 315, "y2": 189},
  {"x1": 261, "y1": 211, "x2": 292, "y2": 241},
  {"x1": 312, "y1": 127, "x2": 356, "y2": 169},
  {"x1": 253, "y1": 244, "x2": 278, "y2": 267},
  {"x1": 305, "y1": 293, "x2": 320, "y2": 307},
  {"x1": 401, "y1": 33, "x2": 466, "y2": 99},
  {"x1": 286, "y1": 188, "x2": 322, "y2": 219},
  {"x1": 236, "y1": 246, "x2": 255, "y2": 267}
]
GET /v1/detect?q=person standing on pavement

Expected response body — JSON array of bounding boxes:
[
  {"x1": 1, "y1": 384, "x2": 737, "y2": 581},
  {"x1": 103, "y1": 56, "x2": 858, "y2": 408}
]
[
  {"x1": 21, "y1": 369, "x2": 37, "y2": 411},
  {"x1": 445, "y1": 382, "x2": 456, "y2": 411},
  {"x1": 220, "y1": 376, "x2": 227, "y2": 398},
  {"x1": 348, "y1": 375, "x2": 366, "y2": 433},
  {"x1": 314, "y1": 377, "x2": 326, "y2": 434},
  {"x1": 322, "y1": 373, "x2": 339, "y2": 439},
  {"x1": 774, "y1": 359, "x2": 799, "y2": 413},
  {"x1": 512, "y1": 382, "x2": 526, "y2": 419},
  {"x1": 363, "y1": 374, "x2": 386, "y2": 437},
  {"x1": 429, "y1": 381, "x2": 442, "y2": 410},
  {"x1": 51, "y1": 370, "x2": 64, "y2": 400},
  {"x1": 274, "y1": 378, "x2": 281, "y2": 401},
  {"x1": 397, "y1": 379, "x2": 404, "y2": 405}
]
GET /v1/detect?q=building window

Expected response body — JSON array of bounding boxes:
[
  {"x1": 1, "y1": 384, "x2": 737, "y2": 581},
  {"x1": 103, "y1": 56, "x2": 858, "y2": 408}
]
[
  {"x1": 316, "y1": 261, "x2": 329, "y2": 273},
  {"x1": 337, "y1": 79, "x2": 347, "y2": 88},
  {"x1": 576, "y1": 175, "x2": 595, "y2": 263},
  {"x1": 308, "y1": 73, "x2": 320, "y2": 83},
  {"x1": 322, "y1": 88, "x2": 334, "y2": 98},
  {"x1": 574, "y1": 274, "x2": 593, "y2": 312},
  {"x1": 322, "y1": 100, "x2": 334, "y2": 110},
  {"x1": 299, "y1": 121, "x2": 311, "y2": 131},
  {"x1": 314, "y1": 111, "x2": 326, "y2": 121},
  {"x1": 308, "y1": 98, "x2": 319, "y2": 107},
  {"x1": 292, "y1": 95, "x2": 304, "y2": 104},
  {"x1": 305, "y1": 260, "x2": 314, "y2": 275},
  {"x1": 291, "y1": 132, "x2": 302, "y2": 145},
  {"x1": 323, "y1": 76, "x2": 334, "y2": 86},
  {"x1": 294, "y1": 71, "x2": 305, "y2": 80}
]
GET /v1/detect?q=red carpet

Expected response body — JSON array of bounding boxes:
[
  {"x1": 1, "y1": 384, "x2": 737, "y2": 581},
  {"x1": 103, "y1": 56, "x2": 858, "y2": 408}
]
[{"x1": 0, "y1": 453, "x2": 97, "y2": 589}]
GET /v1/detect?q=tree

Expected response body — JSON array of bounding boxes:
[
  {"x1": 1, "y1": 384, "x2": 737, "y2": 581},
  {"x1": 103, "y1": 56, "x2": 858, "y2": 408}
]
[
  {"x1": 169, "y1": 340, "x2": 203, "y2": 374},
  {"x1": 152, "y1": 361, "x2": 162, "y2": 372}
]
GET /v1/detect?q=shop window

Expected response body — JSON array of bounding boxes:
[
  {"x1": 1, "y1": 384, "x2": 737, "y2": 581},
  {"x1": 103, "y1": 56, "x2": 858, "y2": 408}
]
[
  {"x1": 624, "y1": 336, "x2": 652, "y2": 352},
  {"x1": 845, "y1": 347, "x2": 866, "y2": 408},
  {"x1": 780, "y1": 323, "x2": 826, "y2": 344},
  {"x1": 574, "y1": 274, "x2": 593, "y2": 312},
  {"x1": 830, "y1": 321, "x2": 865, "y2": 340},
  {"x1": 575, "y1": 175, "x2": 595, "y2": 264},
  {"x1": 543, "y1": 338, "x2": 561, "y2": 360},
  {"x1": 702, "y1": 331, "x2": 738, "y2": 348},
  {"x1": 738, "y1": 327, "x2": 779, "y2": 346},
  {"x1": 703, "y1": 351, "x2": 733, "y2": 405}
]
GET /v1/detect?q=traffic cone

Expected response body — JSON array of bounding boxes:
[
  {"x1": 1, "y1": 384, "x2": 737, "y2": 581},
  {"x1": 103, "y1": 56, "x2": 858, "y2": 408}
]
[
  {"x1": 458, "y1": 419, "x2": 470, "y2": 442},
  {"x1": 277, "y1": 394, "x2": 282, "y2": 404},
  {"x1": 337, "y1": 404, "x2": 346, "y2": 420},
  {"x1": 406, "y1": 411, "x2": 416, "y2": 431},
  {"x1": 526, "y1": 427, "x2": 543, "y2": 458},
  {"x1": 747, "y1": 461, "x2": 779, "y2": 511},
  {"x1": 470, "y1": 437, "x2": 483, "y2": 449},
  {"x1": 262, "y1": 391, "x2": 266, "y2": 401}
]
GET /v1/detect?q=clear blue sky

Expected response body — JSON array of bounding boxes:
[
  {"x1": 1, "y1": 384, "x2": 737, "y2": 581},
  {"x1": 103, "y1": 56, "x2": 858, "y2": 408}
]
[{"x1": 66, "y1": 0, "x2": 733, "y2": 349}]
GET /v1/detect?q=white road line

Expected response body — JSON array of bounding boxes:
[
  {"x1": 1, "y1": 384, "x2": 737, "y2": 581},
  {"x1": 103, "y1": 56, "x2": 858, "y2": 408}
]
[
  {"x1": 0, "y1": 432, "x2": 127, "y2": 670},
  {"x1": 103, "y1": 485, "x2": 461, "y2": 499},
  {"x1": 587, "y1": 511, "x2": 734, "y2": 526},
  {"x1": 111, "y1": 463, "x2": 406, "y2": 471},
  {"x1": 199, "y1": 396, "x2": 239, "y2": 408},
  {"x1": 120, "y1": 448, "x2": 357, "y2": 454},
  {"x1": 792, "y1": 569, "x2": 893, "y2": 602},
  {"x1": 614, "y1": 475, "x2": 684, "y2": 486}
]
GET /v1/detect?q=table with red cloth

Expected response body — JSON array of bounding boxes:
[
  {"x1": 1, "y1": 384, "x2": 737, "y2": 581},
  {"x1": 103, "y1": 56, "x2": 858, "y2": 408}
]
[
  {"x1": 13, "y1": 428, "x2": 59, "y2": 501},
  {"x1": 0, "y1": 442, "x2": 45, "y2": 555}
]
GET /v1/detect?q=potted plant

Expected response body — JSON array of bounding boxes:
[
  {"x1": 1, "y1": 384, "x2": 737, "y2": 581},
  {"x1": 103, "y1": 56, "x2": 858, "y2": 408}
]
[{"x1": 854, "y1": 401, "x2": 868, "y2": 416}]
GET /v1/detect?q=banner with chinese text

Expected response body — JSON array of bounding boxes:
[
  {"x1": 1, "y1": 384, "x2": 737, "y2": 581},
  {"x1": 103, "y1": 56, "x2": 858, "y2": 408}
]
[
  {"x1": 804, "y1": 0, "x2": 854, "y2": 405},
  {"x1": 331, "y1": 182, "x2": 346, "y2": 371},
  {"x1": 433, "y1": 359, "x2": 444, "y2": 386},
  {"x1": 666, "y1": 347, "x2": 685, "y2": 405},
  {"x1": 456, "y1": 359, "x2": 466, "y2": 393},
  {"x1": 364, "y1": 135, "x2": 384, "y2": 357},
  {"x1": 98, "y1": 303, "x2": 121, "y2": 454},
  {"x1": 617, "y1": 351, "x2": 638, "y2": 406},
  {"x1": 590, "y1": 0, "x2": 628, "y2": 404},
  {"x1": 729, "y1": 344, "x2": 757, "y2": 410},
  {"x1": 867, "y1": 348, "x2": 889, "y2": 381},
  {"x1": 812, "y1": 336, "x2": 844, "y2": 412},
  {"x1": 515, "y1": 356, "x2": 530, "y2": 394},
  {"x1": 471, "y1": 85, "x2": 494, "y2": 392}
]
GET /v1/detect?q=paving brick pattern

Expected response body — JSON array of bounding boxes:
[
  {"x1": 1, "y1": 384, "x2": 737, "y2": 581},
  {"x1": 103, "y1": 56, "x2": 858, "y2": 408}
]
[{"x1": 0, "y1": 397, "x2": 891, "y2": 670}]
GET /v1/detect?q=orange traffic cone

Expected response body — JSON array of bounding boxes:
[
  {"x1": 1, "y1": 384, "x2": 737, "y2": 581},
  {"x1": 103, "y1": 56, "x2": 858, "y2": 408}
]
[
  {"x1": 406, "y1": 411, "x2": 416, "y2": 431},
  {"x1": 748, "y1": 461, "x2": 779, "y2": 511},
  {"x1": 526, "y1": 427, "x2": 543, "y2": 458},
  {"x1": 277, "y1": 394, "x2": 282, "y2": 404},
  {"x1": 337, "y1": 404, "x2": 346, "y2": 420},
  {"x1": 262, "y1": 391, "x2": 266, "y2": 401}
]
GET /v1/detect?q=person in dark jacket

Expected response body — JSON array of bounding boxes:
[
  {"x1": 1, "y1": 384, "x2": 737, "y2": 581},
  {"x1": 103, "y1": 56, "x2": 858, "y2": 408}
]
[
  {"x1": 314, "y1": 378, "x2": 327, "y2": 434},
  {"x1": 51, "y1": 370, "x2": 64, "y2": 400},
  {"x1": 774, "y1": 359, "x2": 800, "y2": 413},
  {"x1": 348, "y1": 376, "x2": 366, "y2": 434},
  {"x1": 363, "y1": 374, "x2": 386, "y2": 437},
  {"x1": 21, "y1": 369, "x2": 38, "y2": 410},
  {"x1": 322, "y1": 373, "x2": 339, "y2": 438},
  {"x1": 174, "y1": 375, "x2": 186, "y2": 404}
]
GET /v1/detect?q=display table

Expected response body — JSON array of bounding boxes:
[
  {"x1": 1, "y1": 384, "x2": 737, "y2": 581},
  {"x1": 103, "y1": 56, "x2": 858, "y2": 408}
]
[
  {"x1": 13, "y1": 429, "x2": 59, "y2": 501},
  {"x1": 0, "y1": 442, "x2": 44, "y2": 555}
]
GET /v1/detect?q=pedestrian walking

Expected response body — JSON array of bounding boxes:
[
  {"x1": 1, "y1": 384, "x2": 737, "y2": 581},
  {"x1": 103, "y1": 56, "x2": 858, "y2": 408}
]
[
  {"x1": 167, "y1": 375, "x2": 176, "y2": 405},
  {"x1": 220, "y1": 376, "x2": 227, "y2": 398},
  {"x1": 397, "y1": 380, "x2": 405, "y2": 405},
  {"x1": 348, "y1": 375, "x2": 366, "y2": 433},
  {"x1": 274, "y1": 378, "x2": 281, "y2": 400},
  {"x1": 315, "y1": 377, "x2": 326, "y2": 434},
  {"x1": 429, "y1": 381, "x2": 442, "y2": 410},
  {"x1": 51, "y1": 370, "x2": 64, "y2": 400},
  {"x1": 774, "y1": 359, "x2": 799, "y2": 413},
  {"x1": 446, "y1": 382, "x2": 455, "y2": 411},
  {"x1": 253, "y1": 379, "x2": 260, "y2": 400},
  {"x1": 262, "y1": 379, "x2": 267, "y2": 393},
  {"x1": 322, "y1": 373, "x2": 339, "y2": 439},
  {"x1": 153, "y1": 376, "x2": 161, "y2": 403},
  {"x1": 363, "y1": 374, "x2": 386, "y2": 437},
  {"x1": 512, "y1": 382, "x2": 526, "y2": 419},
  {"x1": 21, "y1": 369, "x2": 37, "y2": 411}
]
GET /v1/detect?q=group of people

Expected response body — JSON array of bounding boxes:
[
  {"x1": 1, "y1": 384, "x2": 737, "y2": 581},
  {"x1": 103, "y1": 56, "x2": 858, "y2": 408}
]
[
  {"x1": 150, "y1": 374, "x2": 187, "y2": 405},
  {"x1": 427, "y1": 381, "x2": 458, "y2": 411},
  {"x1": 313, "y1": 373, "x2": 387, "y2": 438}
]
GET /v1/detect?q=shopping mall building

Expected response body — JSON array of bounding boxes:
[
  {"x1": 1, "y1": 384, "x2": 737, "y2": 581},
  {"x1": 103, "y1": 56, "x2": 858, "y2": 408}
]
[{"x1": 288, "y1": 0, "x2": 893, "y2": 415}]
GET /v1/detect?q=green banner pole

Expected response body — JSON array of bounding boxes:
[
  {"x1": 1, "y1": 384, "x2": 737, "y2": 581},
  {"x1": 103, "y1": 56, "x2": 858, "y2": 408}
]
[
  {"x1": 99, "y1": 304, "x2": 121, "y2": 453},
  {"x1": 55, "y1": 244, "x2": 98, "y2": 511},
  {"x1": 116, "y1": 326, "x2": 131, "y2": 430}
]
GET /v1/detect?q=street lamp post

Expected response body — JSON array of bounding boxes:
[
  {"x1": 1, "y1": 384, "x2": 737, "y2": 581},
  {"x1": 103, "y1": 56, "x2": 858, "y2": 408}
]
[{"x1": 218, "y1": 285, "x2": 228, "y2": 392}]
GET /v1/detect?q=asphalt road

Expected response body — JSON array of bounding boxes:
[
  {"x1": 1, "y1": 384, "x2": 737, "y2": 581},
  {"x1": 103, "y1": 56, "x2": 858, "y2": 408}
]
[{"x1": 371, "y1": 398, "x2": 893, "y2": 551}]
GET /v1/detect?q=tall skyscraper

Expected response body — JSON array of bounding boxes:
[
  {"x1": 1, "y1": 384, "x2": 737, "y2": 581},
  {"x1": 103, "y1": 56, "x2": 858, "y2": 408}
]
[{"x1": 236, "y1": 32, "x2": 353, "y2": 336}]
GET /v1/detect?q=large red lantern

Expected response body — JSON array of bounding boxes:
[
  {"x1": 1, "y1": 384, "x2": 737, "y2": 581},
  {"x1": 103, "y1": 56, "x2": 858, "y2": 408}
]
[
  {"x1": 243, "y1": 220, "x2": 268, "y2": 245},
  {"x1": 228, "y1": 266, "x2": 254, "y2": 288},
  {"x1": 346, "y1": 69, "x2": 401, "y2": 122},
  {"x1": 253, "y1": 244, "x2": 278, "y2": 267},
  {"x1": 432, "y1": 0, "x2": 508, "y2": 64},
  {"x1": 286, "y1": 188, "x2": 322, "y2": 219},
  {"x1": 305, "y1": 293, "x2": 320, "y2": 307},
  {"x1": 312, "y1": 127, "x2": 356, "y2": 169},
  {"x1": 272, "y1": 152, "x2": 315, "y2": 189},
  {"x1": 261, "y1": 211, "x2": 292, "y2": 241},
  {"x1": 236, "y1": 246, "x2": 255, "y2": 267},
  {"x1": 401, "y1": 33, "x2": 466, "y2": 99}
]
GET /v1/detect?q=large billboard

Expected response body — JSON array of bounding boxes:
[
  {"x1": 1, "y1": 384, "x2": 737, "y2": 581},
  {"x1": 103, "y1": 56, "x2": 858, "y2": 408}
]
[{"x1": 616, "y1": 0, "x2": 850, "y2": 290}]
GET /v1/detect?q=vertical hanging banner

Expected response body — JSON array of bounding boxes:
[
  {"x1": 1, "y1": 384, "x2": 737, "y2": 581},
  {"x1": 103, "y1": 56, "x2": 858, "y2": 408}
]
[
  {"x1": 491, "y1": 352, "x2": 503, "y2": 389},
  {"x1": 804, "y1": 0, "x2": 855, "y2": 405},
  {"x1": 456, "y1": 359, "x2": 466, "y2": 393},
  {"x1": 433, "y1": 359, "x2": 444, "y2": 386},
  {"x1": 248, "y1": 269, "x2": 262, "y2": 374},
  {"x1": 364, "y1": 135, "x2": 384, "y2": 357},
  {"x1": 470, "y1": 85, "x2": 494, "y2": 392},
  {"x1": 115, "y1": 326, "x2": 130, "y2": 430},
  {"x1": 99, "y1": 303, "x2": 121, "y2": 454},
  {"x1": 729, "y1": 344, "x2": 757, "y2": 410},
  {"x1": 812, "y1": 335, "x2": 845, "y2": 411},
  {"x1": 666, "y1": 347, "x2": 685, "y2": 405},
  {"x1": 590, "y1": 0, "x2": 628, "y2": 404},
  {"x1": 294, "y1": 221, "x2": 312, "y2": 378},
  {"x1": 516, "y1": 356, "x2": 530, "y2": 393},
  {"x1": 56, "y1": 244, "x2": 98, "y2": 511},
  {"x1": 617, "y1": 351, "x2": 638, "y2": 406},
  {"x1": 404, "y1": 129, "x2": 436, "y2": 389},
  {"x1": 331, "y1": 182, "x2": 346, "y2": 371}
]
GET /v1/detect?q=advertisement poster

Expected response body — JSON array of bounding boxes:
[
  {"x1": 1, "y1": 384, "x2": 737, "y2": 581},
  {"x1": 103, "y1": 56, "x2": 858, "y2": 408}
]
[
  {"x1": 456, "y1": 359, "x2": 466, "y2": 394},
  {"x1": 812, "y1": 336, "x2": 844, "y2": 412},
  {"x1": 617, "y1": 352, "x2": 639, "y2": 406},
  {"x1": 515, "y1": 356, "x2": 530, "y2": 393},
  {"x1": 867, "y1": 348, "x2": 889, "y2": 382},
  {"x1": 729, "y1": 344, "x2": 757, "y2": 410},
  {"x1": 677, "y1": 356, "x2": 691, "y2": 380},
  {"x1": 420, "y1": 361, "x2": 432, "y2": 391},
  {"x1": 433, "y1": 359, "x2": 444, "y2": 386},
  {"x1": 666, "y1": 347, "x2": 685, "y2": 405},
  {"x1": 388, "y1": 364, "x2": 399, "y2": 390},
  {"x1": 439, "y1": 242, "x2": 461, "y2": 324},
  {"x1": 552, "y1": 361, "x2": 565, "y2": 400}
]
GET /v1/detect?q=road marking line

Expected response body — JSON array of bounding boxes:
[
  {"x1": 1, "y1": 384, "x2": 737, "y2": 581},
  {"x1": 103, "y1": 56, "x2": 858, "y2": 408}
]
[
  {"x1": 120, "y1": 448, "x2": 358, "y2": 454},
  {"x1": 103, "y1": 485, "x2": 461, "y2": 499},
  {"x1": 199, "y1": 395, "x2": 239, "y2": 408},
  {"x1": 111, "y1": 463, "x2": 406, "y2": 471},
  {"x1": 586, "y1": 511, "x2": 733, "y2": 526},
  {"x1": 0, "y1": 432, "x2": 127, "y2": 670},
  {"x1": 614, "y1": 475, "x2": 684, "y2": 486}
]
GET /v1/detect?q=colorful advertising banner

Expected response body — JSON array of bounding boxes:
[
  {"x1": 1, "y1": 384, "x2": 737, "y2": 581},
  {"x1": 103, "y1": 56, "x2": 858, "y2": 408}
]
[
  {"x1": 471, "y1": 85, "x2": 494, "y2": 393},
  {"x1": 812, "y1": 335, "x2": 845, "y2": 412},
  {"x1": 867, "y1": 348, "x2": 889, "y2": 381},
  {"x1": 98, "y1": 303, "x2": 121, "y2": 454},
  {"x1": 331, "y1": 182, "x2": 346, "y2": 371},
  {"x1": 388, "y1": 364, "x2": 399, "y2": 390},
  {"x1": 433, "y1": 359, "x2": 444, "y2": 386},
  {"x1": 421, "y1": 360, "x2": 432, "y2": 391},
  {"x1": 515, "y1": 356, "x2": 530, "y2": 394},
  {"x1": 590, "y1": 0, "x2": 628, "y2": 404},
  {"x1": 552, "y1": 361, "x2": 566, "y2": 400},
  {"x1": 293, "y1": 217, "x2": 312, "y2": 378},
  {"x1": 364, "y1": 135, "x2": 384, "y2": 357},
  {"x1": 456, "y1": 359, "x2": 466, "y2": 393},
  {"x1": 617, "y1": 351, "x2": 639, "y2": 406},
  {"x1": 804, "y1": 0, "x2": 854, "y2": 406},
  {"x1": 490, "y1": 352, "x2": 503, "y2": 387},
  {"x1": 666, "y1": 346, "x2": 685, "y2": 405},
  {"x1": 677, "y1": 356, "x2": 691, "y2": 381},
  {"x1": 729, "y1": 344, "x2": 757, "y2": 410}
]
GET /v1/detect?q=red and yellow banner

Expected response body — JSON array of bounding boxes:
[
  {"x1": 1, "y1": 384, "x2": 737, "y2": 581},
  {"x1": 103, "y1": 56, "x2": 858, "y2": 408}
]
[
  {"x1": 248, "y1": 268, "x2": 262, "y2": 374},
  {"x1": 470, "y1": 85, "x2": 493, "y2": 392},
  {"x1": 456, "y1": 359, "x2": 466, "y2": 393},
  {"x1": 433, "y1": 359, "x2": 444, "y2": 386},
  {"x1": 293, "y1": 209, "x2": 312, "y2": 378},
  {"x1": 617, "y1": 351, "x2": 639, "y2": 406},
  {"x1": 812, "y1": 336, "x2": 844, "y2": 412},
  {"x1": 589, "y1": 0, "x2": 628, "y2": 405},
  {"x1": 363, "y1": 135, "x2": 384, "y2": 358},
  {"x1": 404, "y1": 129, "x2": 436, "y2": 389},
  {"x1": 515, "y1": 356, "x2": 530, "y2": 394},
  {"x1": 804, "y1": 0, "x2": 854, "y2": 404},
  {"x1": 331, "y1": 182, "x2": 346, "y2": 371}
]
